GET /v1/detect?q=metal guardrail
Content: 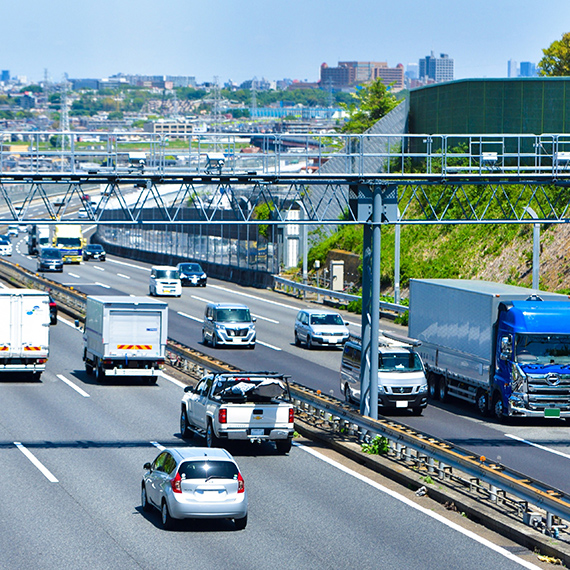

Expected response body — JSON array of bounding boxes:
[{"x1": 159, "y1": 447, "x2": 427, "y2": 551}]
[
  {"x1": 2, "y1": 257, "x2": 568, "y2": 544},
  {"x1": 273, "y1": 275, "x2": 408, "y2": 314}
]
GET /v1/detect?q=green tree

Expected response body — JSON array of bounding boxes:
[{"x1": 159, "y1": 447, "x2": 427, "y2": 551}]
[
  {"x1": 340, "y1": 79, "x2": 399, "y2": 134},
  {"x1": 538, "y1": 32, "x2": 570, "y2": 76}
]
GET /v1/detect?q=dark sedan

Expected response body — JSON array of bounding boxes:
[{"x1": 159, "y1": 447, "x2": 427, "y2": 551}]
[
  {"x1": 176, "y1": 262, "x2": 207, "y2": 287},
  {"x1": 83, "y1": 244, "x2": 106, "y2": 262}
]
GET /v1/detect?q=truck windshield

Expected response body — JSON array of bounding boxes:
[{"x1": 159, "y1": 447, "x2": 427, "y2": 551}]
[
  {"x1": 215, "y1": 308, "x2": 251, "y2": 322},
  {"x1": 379, "y1": 352, "x2": 423, "y2": 372},
  {"x1": 57, "y1": 238, "x2": 81, "y2": 247},
  {"x1": 515, "y1": 334, "x2": 570, "y2": 365}
]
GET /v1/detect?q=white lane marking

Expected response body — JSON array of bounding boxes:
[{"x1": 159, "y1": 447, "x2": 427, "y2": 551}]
[
  {"x1": 178, "y1": 311, "x2": 202, "y2": 323},
  {"x1": 150, "y1": 441, "x2": 165, "y2": 451},
  {"x1": 505, "y1": 434, "x2": 570, "y2": 460},
  {"x1": 117, "y1": 273, "x2": 131, "y2": 279},
  {"x1": 296, "y1": 443, "x2": 541, "y2": 570},
  {"x1": 252, "y1": 313, "x2": 279, "y2": 324},
  {"x1": 207, "y1": 283, "x2": 300, "y2": 310},
  {"x1": 257, "y1": 340, "x2": 281, "y2": 351},
  {"x1": 57, "y1": 374, "x2": 90, "y2": 398},
  {"x1": 0, "y1": 281, "x2": 7, "y2": 289},
  {"x1": 161, "y1": 372, "x2": 187, "y2": 389},
  {"x1": 68, "y1": 273, "x2": 81, "y2": 278},
  {"x1": 107, "y1": 258, "x2": 150, "y2": 272},
  {"x1": 14, "y1": 442, "x2": 59, "y2": 483},
  {"x1": 93, "y1": 266, "x2": 105, "y2": 272},
  {"x1": 95, "y1": 282, "x2": 111, "y2": 289},
  {"x1": 191, "y1": 295, "x2": 210, "y2": 303}
]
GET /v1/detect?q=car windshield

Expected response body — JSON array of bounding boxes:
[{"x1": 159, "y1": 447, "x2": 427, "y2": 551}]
[
  {"x1": 155, "y1": 269, "x2": 179, "y2": 279},
  {"x1": 310, "y1": 313, "x2": 344, "y2": 326},
  {"x1": 178, "y1": 460, "x2": 238, "y2": 481},
  {"x1": 41, "y1": 249, "x2": 62, "y2": 259},
  {"x1": 179, "y1": 263, "x2": 202, "y2": 272},
  {"x1": 87, "y1": 245, "x2": 103, "y2": 252},
  {"x1": 215, "y1": 308, "x2": 251, "y2": 322},
  {"x1": 0, "y1": 237, "x2": 9, "y2": 244},
  {"x1": 515, "y1": 334, "x2": 570, "y2": 365},
  {"x1": 379, "y1": 352, "x2": 423, "y2": 372}
]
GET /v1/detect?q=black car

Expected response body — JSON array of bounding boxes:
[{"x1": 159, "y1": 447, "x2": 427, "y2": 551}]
[
  {"x1": 83, "y1": 244, "x2": 106, "y2": 261},
  {"x1": 176, "y1": 262, "x2": 207, "y2": 287},
  {"x1": 49, "y1": 295, "x2": 57, "y2": 325},
  {"x1": 37, "y1": 247, "x2": 64, "y2": 272}
]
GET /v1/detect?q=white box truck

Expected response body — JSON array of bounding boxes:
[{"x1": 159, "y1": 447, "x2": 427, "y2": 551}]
[
  {"x1": 0, "y1": 290, "x2": 50, "y2": 379},
  {"x1": 83, "y1": 296, "x2": 168, "y2": 383}
]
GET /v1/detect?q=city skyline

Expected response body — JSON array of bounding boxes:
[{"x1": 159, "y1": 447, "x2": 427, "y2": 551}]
[{"x1": 2, "y1": 0, "x2": 569, "y2": 85}]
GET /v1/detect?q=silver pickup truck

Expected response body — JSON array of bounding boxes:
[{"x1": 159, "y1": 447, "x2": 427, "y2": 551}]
[{"x1": 180, "y1": 372, "x2": 295, "y2": 454}]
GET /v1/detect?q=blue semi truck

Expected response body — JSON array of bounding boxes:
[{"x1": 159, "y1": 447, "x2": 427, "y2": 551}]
[{"x1": 409, "y1": 279, "x2": 570, "y2": 420}]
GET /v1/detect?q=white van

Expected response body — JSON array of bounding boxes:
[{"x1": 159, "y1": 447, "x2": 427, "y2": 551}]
[
  {"x1": 149, "y1": 266, "x2": 182, "y2": 297},
  {"x1": 340, "y1": 332, "x2": 428, "y2": 415}
]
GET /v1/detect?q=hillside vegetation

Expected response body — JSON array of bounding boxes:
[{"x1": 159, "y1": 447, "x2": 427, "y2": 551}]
[{"x1": 308, "y1": 221, "x2": 570, "y2": 297}]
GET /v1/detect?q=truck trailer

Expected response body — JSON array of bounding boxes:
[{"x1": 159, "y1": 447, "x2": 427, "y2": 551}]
[
  {"x1": 27, "y1": 224, "x2": 50, "y2": 255},
  {"x1": 83, "y1": 296, "x2": 168, "y2": 383},
  {"x1": 0, "y1": 289, "x2": 50, "y2": 379},
  {"x1": 409, "y1": 279, "x2": 570, "y2": 420}
]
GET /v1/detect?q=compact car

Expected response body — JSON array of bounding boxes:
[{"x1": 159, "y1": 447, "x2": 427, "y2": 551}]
[
  {"x1": 294, "y1": 309, "x2": 349, "y2": 349},
  {"x1": 141, "y1": 447, "x2": 248, "y2": 530},
  {"x1": 83, "y1": 243, "x2": 106, "y2": 261},
  {"x1": 177, "y1": 262, "x2": 207, "y2": 287}
]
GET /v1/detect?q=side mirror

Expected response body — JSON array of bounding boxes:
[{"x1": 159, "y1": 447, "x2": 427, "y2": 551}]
[
  {"x1": 345, "y1": 321, "x2": 350, "y2": 326},
  {"x1": 500, "y1": 335, "x2": 512, "y2": 361},
  {"x1": 184, "y1": 385, "x2": 194, "y2": 393},
  {"x1": 143, "y1": 462, "x2": 151, "y2": 470},
  {"x1": 252, "y1": 317, "x2": 257, "y2": 323}
]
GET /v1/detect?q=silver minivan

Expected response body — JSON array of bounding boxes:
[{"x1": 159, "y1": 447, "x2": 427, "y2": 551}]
[
  {"x1": 294, "y1": 309, "x2": 349, "y2": 349},
  {"x1": 202, "y1": 302, "x2": 256, "y2": 348}
]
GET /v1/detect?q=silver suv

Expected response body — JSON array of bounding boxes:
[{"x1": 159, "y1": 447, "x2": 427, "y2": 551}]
[
  {"x1": 202, "y1": 302, "x2": 256, "y2": 348},
  {"x1": 294, "y1": 309, "x2": 349, "y2": 349}
]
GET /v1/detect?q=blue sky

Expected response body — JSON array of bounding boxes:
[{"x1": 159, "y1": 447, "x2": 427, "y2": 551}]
[{"x1": 3, "y1": 0, "x2": 570, "y2": 84}]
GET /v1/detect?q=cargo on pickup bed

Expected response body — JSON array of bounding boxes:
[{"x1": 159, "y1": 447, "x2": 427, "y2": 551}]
[{"x1": 180, "y1": 372, "x2": 295, "y2": 454}]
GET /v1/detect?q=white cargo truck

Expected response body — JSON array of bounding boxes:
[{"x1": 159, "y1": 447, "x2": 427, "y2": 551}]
[
  {"x1": 83, "y1": 296, "x2": 168, "y2": 383},
  {"x1": 0, "y1": 290, "x2": 50, "y2": 379}
]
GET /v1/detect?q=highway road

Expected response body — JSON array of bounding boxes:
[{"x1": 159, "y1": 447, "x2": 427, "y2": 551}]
[
  {"x1": 10, "y1": 233, "x2": 570, "y2": 496},
  {"x1": 0, "y1": 276, "x2": 546, "y2": 569}
]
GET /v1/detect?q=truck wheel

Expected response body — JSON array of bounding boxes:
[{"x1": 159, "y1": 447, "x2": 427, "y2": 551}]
[
  {"x1": 275, "y1": 438, "x2": 292, "y2": 454},
  {"x1": 95, "y1": 361, "x2": 104, "y2": 383},
  {"x1": 180, "y1": 409, "x2": 194, "y2": 439},
  {"x1": 492, "y1": 392, "x2": 505, "y2": 421},
  {"x1": 438, "y1": 378, "x2": 448, "y2": 403},
  {"x1": 476, "y1": 390, "x2": 489, "y2": 416},
  {"x1": 206, "y1": 421, "x2": 219, "y2": 448},
  {"x1": 85, "y1": 362, "x2": 93, "y2": 375},
  {"x1": 427, "y1": 374, "x2": 439, "y2": 400}
]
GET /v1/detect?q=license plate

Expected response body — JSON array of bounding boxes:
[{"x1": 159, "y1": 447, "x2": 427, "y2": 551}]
[
  {"x1": 544, "y1": 408, "x2": 561, "y2": 418},
  {"x1": 396, "y1": 401, "x2": 408, "y2": 408},
  {"x1": 251, "y1": 428, "x2": 264, "y2": 436}
]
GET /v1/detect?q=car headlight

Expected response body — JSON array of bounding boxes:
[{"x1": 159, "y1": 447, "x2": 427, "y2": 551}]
[
  {"x1": 312, "y1": 331, "x2": 323, "y2": 337},
  {"x1": 418, "y1": 384, "x2": 428, "y2": 393},
  {"x1": 201, "y1": 273, "x2": 207, "y2": 278},
  {"x1": 377, "y1": 385, "x2": 385, "y2": 394}
]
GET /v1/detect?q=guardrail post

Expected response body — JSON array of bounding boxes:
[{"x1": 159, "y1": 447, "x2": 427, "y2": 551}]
[{"x1": 490, "y1": 484, "x2": 498, "y2": 503}]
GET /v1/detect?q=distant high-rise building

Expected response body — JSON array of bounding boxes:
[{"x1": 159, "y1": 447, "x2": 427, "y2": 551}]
[
  {"x1": 320, "y1": 60, "x2": 404, "y2": 89},
  {"x1": 507, "y1": 60, "x2": 518, "y2": 78},
  {"x1": 406, "y1": 63, "x2": 419, "y2": 80},
  {"x1": 1, "y1": 70, "x2": 9, "y2": 82},
  {"x1": 419, "y1": 51, "x2": 454, "y2": 83},
  {"x1": 519, "y1": 62, "x2": 537, "y2": 77}
]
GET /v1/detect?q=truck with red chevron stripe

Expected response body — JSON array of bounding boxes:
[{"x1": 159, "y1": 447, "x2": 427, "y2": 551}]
[
  {"x1": 82, "y1": 296, "x2": 168, "y2": 383},
  {"x1": 0, "y1": 289, "x2": 50, "y2": 380}
]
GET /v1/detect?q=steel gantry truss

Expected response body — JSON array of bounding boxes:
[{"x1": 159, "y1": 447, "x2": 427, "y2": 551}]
[{"x1": 5, "y1": 131, "x2": 570, "y2": 421}]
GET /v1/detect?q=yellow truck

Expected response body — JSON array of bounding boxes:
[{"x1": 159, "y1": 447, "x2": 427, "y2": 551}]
[{"x1": 52, "y1": 225, "x2": 84, "y2": 263}]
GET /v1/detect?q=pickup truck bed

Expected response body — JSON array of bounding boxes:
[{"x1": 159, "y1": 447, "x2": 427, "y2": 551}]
[{"x1": 180, "y1": 372, "x2": 295, "y2": 454}]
